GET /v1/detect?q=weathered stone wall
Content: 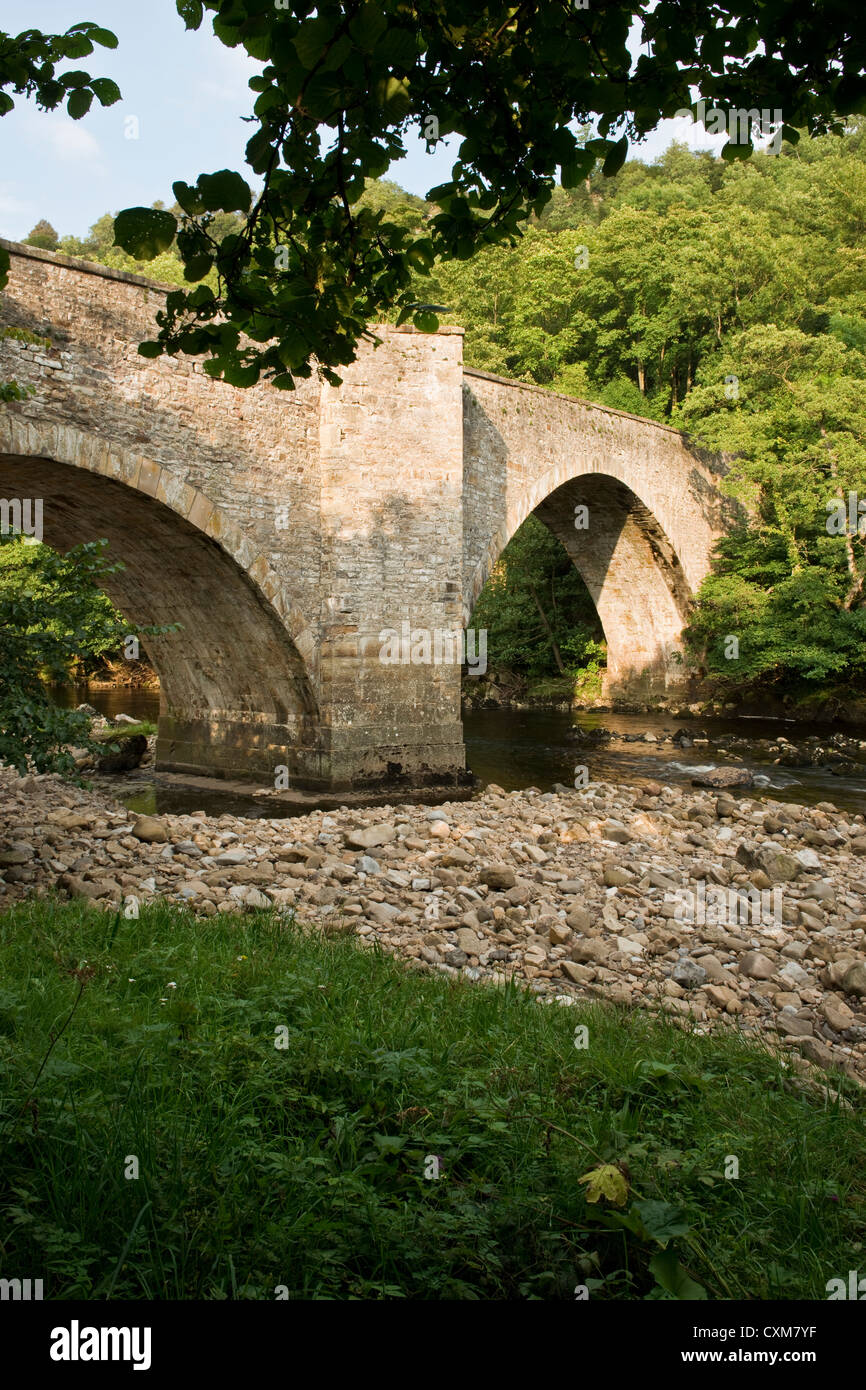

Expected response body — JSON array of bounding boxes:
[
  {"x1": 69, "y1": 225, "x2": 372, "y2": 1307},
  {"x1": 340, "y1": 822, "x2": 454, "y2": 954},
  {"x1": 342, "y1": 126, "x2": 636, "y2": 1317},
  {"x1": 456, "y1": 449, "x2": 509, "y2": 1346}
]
[
  {"x1": 1, "y1": 240, "x2": 729, "y2": 784},
  {"x1": 317, "y1": 325, "x2": 466, "y2": 784}
]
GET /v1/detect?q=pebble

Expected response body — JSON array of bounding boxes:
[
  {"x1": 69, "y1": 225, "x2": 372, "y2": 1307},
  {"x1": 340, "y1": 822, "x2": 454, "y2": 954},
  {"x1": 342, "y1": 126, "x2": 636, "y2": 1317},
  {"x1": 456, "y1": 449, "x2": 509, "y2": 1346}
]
[{"x1": 1, "y1": 762, "x2": 865, "y2": 1082}]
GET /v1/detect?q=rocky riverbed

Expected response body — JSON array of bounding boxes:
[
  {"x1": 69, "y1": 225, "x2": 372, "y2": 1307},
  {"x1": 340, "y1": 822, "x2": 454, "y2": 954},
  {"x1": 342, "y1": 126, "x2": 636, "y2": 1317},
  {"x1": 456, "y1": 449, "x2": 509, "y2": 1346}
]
[{"x1": 2, "y1": 763, "x2": 866, "y2": 1083}]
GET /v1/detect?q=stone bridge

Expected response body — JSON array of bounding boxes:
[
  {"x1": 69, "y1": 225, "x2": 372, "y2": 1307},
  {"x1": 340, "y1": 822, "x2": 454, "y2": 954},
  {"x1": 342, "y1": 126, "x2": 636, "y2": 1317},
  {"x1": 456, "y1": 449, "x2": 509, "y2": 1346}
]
[{"x1": 0, "y1": 239, "x2": 728, "y2": 789}]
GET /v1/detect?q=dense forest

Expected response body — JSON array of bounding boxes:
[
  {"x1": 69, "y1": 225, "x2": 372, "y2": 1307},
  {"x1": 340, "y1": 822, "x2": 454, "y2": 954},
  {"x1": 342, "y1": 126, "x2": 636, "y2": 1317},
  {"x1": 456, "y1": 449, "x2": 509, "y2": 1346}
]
[{"x1": 10, "y1": 123, "x2": 866, "y2": 714}]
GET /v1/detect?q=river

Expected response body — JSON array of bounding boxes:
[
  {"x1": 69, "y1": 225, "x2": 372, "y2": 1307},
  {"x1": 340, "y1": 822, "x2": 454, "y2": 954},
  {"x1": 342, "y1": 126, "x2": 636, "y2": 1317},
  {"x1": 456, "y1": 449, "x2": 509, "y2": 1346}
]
[{"x1": 57, "y1": 688, "x2": 866, "y2": 819}]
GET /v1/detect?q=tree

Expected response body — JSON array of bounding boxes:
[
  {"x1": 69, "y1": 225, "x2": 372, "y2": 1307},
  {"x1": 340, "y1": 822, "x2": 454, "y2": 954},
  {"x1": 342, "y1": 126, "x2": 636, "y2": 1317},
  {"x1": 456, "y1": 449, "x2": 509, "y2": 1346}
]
[
  {"x1": 23, "y1": 219, "x2": 59, "y2": 251},
  {"x1": 678, "y1": 324, "x2": 866, "y2": 699},
  {"x1": 471, "y1": 515, "x2": 603, "y2": 682},
  {"x1": 0, "y1": 536, "x2": 175, "y2": 775},
  {"x1": 113, "y1": 0, "x2": 865, "y2": 391}
]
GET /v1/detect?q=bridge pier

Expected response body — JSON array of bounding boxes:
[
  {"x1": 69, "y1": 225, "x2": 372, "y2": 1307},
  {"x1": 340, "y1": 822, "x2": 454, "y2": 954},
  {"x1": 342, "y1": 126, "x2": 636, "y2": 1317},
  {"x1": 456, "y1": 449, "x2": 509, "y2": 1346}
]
[{"x1": 310, "y1": 325, "x2": 469, "y2": 788}]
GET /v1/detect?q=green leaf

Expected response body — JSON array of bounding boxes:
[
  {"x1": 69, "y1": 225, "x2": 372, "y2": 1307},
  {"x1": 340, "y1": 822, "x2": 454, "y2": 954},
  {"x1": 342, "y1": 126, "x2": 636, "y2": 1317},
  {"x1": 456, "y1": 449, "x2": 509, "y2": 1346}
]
[
  {"x1": 90, "y1": 78, "x2": 122, "y2": 107},
  {"x1": 188, "y1": 284, "x2": 216, "y2": 307},
  {"x1": 349, "y1": 5, "x2": 389, "y2": 51},
  {"x1": 833, "y1": 73, "x2": 866, "y2": 116},
  {"x1": 413, "y1": 310, "x2": 440, "y2": 333},
  {"x1": 561, "y1": 148, "x2": 595, "y2": 189},
  {"x1": 649, "y1": 1249, "x2": 707, "y2": 1300},
  {"x1": 183, "y1": 254, "x2": 214, "y2": 282},
  {"x1": 59, "y1": 35, "x2": 94, "y2": 59},
  {"x1": 294, "y1": 17, "x2": 336, "y2": 69},
  {"x1": 277, "y1": 329, "x2": 309, "y2": 368},
  {"x1": 377, "y1": 75, "x2": 411, "y2": 118},
  {"x1": 632, "y1": 1200, "x2": 691, "y2": 1245},
  {"x1": 114, "y1": 208, "x2": 178, "y2": 260},
  {"x1": 197, "y1": 170, "x2": 252, "y2": 214},
  {"x1": 602, "y1": 135, "x2": 629, "y2": 177},
  {"x1": 172, "y1": 181, "x2": 205, "y2": 216},
  {"x1": 378, "y1": 28, "x2": 419, "y2": 68},
  {"x1": 61, "y1": 69, "x2": 93, "y2": 88},
  {"x1": 88, "y1": 26, "x2": 119, "y2": 49},
  {"x1": 137, "y1": 342, "x2": 163, "y2": 358},
  {"x1": 176, "y1": 0, "x2": 204, "y2": 29},
  {"x1": 372, "y1": 1134, "x2": 407, "y2": 1153},
  {"x1": 720, "y1": 139, "x2": 753, "y2": 162},
  {"x1": 221, "y1": 360, "x2": 260, "y2": 388},
  {"x1": 66, "y1": 89, "x2": 94, "y2": 120}
]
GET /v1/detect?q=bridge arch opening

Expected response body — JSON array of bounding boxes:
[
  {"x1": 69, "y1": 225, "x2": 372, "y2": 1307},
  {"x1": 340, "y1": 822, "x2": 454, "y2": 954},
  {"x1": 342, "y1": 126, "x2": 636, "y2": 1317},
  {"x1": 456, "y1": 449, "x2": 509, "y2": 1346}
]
[
  {"x1": 468, "y1": 472, "x2": 694, "y2": 701},
  {"x1": 0, "y1": 447, "x2": 321, "y2": 782}
]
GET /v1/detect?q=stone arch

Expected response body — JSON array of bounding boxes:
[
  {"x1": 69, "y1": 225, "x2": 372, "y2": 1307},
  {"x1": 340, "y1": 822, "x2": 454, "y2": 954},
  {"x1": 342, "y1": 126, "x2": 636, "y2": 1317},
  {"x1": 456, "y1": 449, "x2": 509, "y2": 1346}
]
[
  {"x1": 0, "y1": 415, "x2": 323, "y2": 780},
  {"x1": 466, "y1": 457, "x2": 698, "y2": 699}
]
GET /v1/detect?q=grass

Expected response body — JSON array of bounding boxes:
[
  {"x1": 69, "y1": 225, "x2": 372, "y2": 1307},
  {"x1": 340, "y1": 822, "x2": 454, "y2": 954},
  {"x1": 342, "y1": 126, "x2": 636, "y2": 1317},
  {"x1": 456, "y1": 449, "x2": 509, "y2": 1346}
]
[
  {"x1": 524, "y1": 676, "x2": 576, "y2": 703},
  {"x1": 91, "y1": 720, "x2": 156, "y2": 741},
  {"x1": 0, "y1": 898, "x2": 863, "y2": 1301}
]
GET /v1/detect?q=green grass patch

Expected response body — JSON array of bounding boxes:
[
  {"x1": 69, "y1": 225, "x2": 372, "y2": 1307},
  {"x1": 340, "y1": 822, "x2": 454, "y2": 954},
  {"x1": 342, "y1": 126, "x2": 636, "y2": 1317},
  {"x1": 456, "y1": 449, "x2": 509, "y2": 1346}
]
[
  {"x1": 91, "y1": 720, "x2": 156, "y2": 741},
  {"x1": 524, "y1": 676, "x2": 576, "y2": 703},
  {"x1": 0, "y1": 899, "x2": 863, "y2": 1300}
]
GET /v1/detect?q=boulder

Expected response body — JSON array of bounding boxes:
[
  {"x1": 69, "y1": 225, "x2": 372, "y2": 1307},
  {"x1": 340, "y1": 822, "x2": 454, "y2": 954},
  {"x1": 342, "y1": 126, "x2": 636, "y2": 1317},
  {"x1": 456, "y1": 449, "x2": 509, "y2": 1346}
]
[
  {"x1": 603, "y1": 864, "x2": 633, "y2": 887},
  {"x1": 480, "y1": 865, "x2": 516, "y2": 890},
  {"x1": 131, "y1": 816, "x2": 168, "y2": 844},
  {"x1": 346, "y1": 824, "x2": 397, "y2": 850},
  {"x1": 560, "y1": 961, "x2": 595, "y2": 984},
  {"x1": 671, "y1": 956, "x2": 707, "y2": 989},
  {"x1": 566, "y1": 906, "x2": 593, "y2": 933},
  {"x1": 0, "y1": 844, "x2": 34, "y2": 866},
  {"x1": 842, "y1": 962, "x2": 866, "y2": 998},
  {"x1": 96, "y1": 734, "x2": 147, "y2": 772},
  {"x1": 570, "y1": 938, "x2": 610, "y2": 965},
  {"x1": 56, "y1": 872, "x2": 102, "y2": 900},
  {"x1": 738, "y1": 950, "x2": 777, "y2": 980},
  {"x1": 775, "y1": 1014, "x2": 813, "y2": 1038},
  {"x1": 455, "y1": 927, "x2": 485, "y2": 956},
  {"x1": 691, "y1": 768, "x2": 753, "y2": 789}
]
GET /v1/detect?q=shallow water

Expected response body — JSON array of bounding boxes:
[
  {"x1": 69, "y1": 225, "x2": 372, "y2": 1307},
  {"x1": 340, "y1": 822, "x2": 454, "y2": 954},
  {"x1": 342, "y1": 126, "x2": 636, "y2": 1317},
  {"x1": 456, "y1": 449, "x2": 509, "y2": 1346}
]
[
  {"x1": 462, "y1": 708, "x2": 866, "y2": 815},
  {"x1": 57, "y1": 688, "x2": 866, "y2": 819}
]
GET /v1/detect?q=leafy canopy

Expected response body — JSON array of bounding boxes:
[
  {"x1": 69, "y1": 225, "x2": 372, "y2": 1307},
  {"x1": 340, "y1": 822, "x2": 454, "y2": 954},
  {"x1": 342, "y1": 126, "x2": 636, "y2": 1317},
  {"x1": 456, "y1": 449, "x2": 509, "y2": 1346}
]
[
  {"x1": 0, "y1": 21, "x2": 119, "y2": 121},
  {"x1": 111, "y1": 0, "x2": 865, "y2": 389}
]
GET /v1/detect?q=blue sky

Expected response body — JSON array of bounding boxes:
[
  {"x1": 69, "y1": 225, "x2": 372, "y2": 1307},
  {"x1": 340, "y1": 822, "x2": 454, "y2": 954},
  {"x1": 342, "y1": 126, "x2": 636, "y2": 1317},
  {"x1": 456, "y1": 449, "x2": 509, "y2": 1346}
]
[{"x1": 0, "y1": 0, "x2": 725, "y2": 243}]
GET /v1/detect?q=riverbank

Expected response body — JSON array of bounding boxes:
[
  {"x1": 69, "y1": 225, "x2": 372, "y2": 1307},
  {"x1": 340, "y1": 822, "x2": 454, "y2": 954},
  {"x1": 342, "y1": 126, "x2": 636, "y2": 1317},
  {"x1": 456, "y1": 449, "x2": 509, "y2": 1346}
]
[
  {"x1": 2, "y1": 761, "x2": 865, "y2": 1084},
  {"x1": 462, "y1": 669, "x2": 866, "y2": 727},
  {"x1": 4, "y1": 897, "x2": 863, "y2": 1300}
]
